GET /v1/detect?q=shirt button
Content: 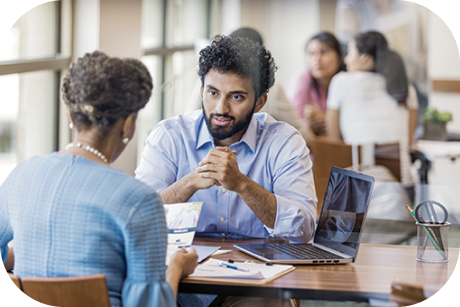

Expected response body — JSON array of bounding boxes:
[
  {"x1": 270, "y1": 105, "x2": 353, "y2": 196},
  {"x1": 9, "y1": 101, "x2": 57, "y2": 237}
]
[
  {"x1": 221, "y1": 233, "x2": 226, "y2": 237},
  {"x1": 222, "y1": 188, "x2": 227, "y2": 193},
  {"x1": 220, "y1": 217, "x2": 225, "y2": 222}
]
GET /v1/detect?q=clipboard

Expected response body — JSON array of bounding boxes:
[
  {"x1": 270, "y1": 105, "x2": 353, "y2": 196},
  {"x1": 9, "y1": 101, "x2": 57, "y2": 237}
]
[{"x1": 184, "y1": 259, "x2": 295, "y2": 285}]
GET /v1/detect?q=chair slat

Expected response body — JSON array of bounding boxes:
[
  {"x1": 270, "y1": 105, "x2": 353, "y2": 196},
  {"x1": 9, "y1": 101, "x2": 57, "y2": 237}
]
[{"x1": 22, "y1": 274, "x2": 111, "y2": 307}]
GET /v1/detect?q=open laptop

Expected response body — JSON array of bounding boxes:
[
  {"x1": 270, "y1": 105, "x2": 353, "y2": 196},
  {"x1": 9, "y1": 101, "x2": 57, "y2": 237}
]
[{"x1": 234, "y1": 167, "x2": 374, "y2": 264}]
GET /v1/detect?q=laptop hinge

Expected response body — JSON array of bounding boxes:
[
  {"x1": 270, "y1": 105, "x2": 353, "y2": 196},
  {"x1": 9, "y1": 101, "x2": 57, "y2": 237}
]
[{"x1": 312, "y1": 243, "x2": 352, "y2": 259}]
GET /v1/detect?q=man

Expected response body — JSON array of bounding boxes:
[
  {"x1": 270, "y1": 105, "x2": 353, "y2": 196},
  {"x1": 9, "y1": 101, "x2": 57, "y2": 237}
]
[
  {"x1": 136, "y1": 35, "x2": 317, "y2": 244},
  {"x1": 137, "y1": 34, "x2": 316, "y2": 307}
]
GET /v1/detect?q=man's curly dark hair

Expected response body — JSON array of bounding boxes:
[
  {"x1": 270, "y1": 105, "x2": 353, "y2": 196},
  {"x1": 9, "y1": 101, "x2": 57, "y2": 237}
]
[
  {"x1": 62, "y1": 51, "x2": 153, "y2": 136},
  {"x1": 198, "y1": 35, "x2": 277, "y2": 100}
]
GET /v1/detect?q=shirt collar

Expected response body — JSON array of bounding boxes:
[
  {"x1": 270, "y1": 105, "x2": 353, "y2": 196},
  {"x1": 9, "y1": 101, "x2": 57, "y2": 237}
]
[
  {"x1": 196, "y1": 113, "x2": 259, "y2": 153},
  {"x1": 196, "y1": 115, "x2": 215, "y2": 150}
]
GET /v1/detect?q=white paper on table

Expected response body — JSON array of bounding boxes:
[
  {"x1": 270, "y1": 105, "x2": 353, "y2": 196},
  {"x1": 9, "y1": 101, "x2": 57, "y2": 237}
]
[
  {"x1": 189, "y1": 259, "x2": 264, "y2": 279},
  {"x1": 192, "y1": 245, "x2": 221, "y2": 263},
  {"x1": 188, "y1": 259, "x2": 294, "y2": 282}
]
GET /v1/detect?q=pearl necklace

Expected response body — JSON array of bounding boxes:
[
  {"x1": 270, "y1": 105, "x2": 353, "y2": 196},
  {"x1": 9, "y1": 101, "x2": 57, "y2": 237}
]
[{"x1": 65, "y1": 142, "x2": 108, "y2": 163}]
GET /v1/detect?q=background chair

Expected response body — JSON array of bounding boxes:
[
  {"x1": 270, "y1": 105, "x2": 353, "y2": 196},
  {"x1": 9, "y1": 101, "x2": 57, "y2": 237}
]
[
  {"x1": 21, "y1": 274, "x2": 111, "y2": 307},
  {"x1": 389, "y1": 280, "x2": 440, "y2": 306},
  {"x1": 8, "y1": 273, "x2": 22, "y2": 290},
  {"x1": 311, "y1": 137, "x2": 402, "y2": 216}
]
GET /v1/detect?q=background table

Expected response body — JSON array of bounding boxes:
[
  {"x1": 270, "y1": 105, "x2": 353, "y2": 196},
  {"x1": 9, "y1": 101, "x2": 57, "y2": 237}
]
[{"x1": 180, "y1": 237, "x2": 459, "y2": 303}]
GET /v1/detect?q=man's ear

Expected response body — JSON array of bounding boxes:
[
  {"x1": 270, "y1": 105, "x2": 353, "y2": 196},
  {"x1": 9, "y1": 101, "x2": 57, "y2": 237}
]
[
  {"x1": 200, "y1": 84, "x2": 204, "y2": 98},
  {"x1": 254, "y1": 93, "x2": 268, "y2": 113}
]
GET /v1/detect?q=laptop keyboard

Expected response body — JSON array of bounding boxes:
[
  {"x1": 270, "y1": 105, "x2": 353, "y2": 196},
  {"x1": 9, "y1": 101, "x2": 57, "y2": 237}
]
[{"x1": 267, "y1": 244, "x2": 343, "y2": 260}]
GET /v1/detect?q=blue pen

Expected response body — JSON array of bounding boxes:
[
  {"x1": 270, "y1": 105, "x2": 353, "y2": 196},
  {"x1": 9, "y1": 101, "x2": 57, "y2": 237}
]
[{"x1": 218, "y1": 261, "x2": 249, "y2": 272}]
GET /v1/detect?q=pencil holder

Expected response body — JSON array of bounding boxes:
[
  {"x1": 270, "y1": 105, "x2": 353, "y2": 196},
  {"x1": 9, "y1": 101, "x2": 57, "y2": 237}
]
[{"x1": 416, "y1": 222, "x2": 450, "y2": 263}]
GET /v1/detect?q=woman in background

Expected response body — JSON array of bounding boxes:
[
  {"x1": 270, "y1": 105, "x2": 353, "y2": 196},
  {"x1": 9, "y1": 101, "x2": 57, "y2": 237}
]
[
  {"x1": 326, "y1": 31, "x2": 417, "y2": 193},
  {"x1": 0, "y1": 51, "x2": 198, "y2": 307},
  {"x1": 288, "y1": 32, "x2": 345, "y2": 137}
]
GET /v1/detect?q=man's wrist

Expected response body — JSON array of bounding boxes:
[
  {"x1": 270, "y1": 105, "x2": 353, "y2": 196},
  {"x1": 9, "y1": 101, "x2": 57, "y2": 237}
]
[{"x1": 232, "y1": 175, "x2": 251, "y2": 195}]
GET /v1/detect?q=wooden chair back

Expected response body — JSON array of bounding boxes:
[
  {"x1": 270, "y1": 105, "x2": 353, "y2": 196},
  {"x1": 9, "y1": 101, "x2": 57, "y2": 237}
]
[
  {"x1": 311, "y1": 138, "x2": 401, "y2": 217},
  {"x1": 389, "y1": 280, "x2": 440, "y2": 306},
  {"x1": 8, "y1": 273, "x2": 22, "y2": 290},
  {"x1": 22, "y1": 274, "x2": 111, "y2": 307}
]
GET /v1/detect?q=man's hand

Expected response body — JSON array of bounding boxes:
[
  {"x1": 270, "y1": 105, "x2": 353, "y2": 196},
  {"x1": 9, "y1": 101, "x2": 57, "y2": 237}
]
[
  {"x1": 198, "y1": 147, "x2": 277, "y2": 228},
  {"x1": 188, "y1": 169, "x2": 220, "y2": 190},
  {"x1": 159, "y1": 168, "x2": 219, "y2": 204},
  {"x1": 197, "y1": 147, "x2": 246, "y2": 192}
]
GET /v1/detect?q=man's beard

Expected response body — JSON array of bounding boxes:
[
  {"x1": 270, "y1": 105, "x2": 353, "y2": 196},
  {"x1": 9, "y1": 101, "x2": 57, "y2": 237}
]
[{"x1": 202, "y1": 101, "x2": 255, "y2": 141}]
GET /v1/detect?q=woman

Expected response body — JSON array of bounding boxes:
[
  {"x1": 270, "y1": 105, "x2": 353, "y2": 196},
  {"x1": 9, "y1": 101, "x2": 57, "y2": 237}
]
[
  {"x1": 326, "y1": 31, "x2": 417, "y2": 190},
  {"x1": 288, "y1": 32, "x2": 345, "y2": 137},
  {"x1": 0, "y1": 51, "x2": 198, "y2": 307}
]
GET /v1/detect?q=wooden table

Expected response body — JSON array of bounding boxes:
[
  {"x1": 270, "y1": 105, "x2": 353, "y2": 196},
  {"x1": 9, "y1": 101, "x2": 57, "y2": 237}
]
[{"x1": 179, "y1": 237, "x2": 459, "y2": 302}]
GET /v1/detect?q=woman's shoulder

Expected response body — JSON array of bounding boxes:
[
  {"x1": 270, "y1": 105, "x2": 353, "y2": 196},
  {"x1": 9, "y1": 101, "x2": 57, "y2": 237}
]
[
  {"x1": 330, "y1": 71, "x2": 352, "y2": 83},
  {"x1": 329, "y1": 72, "x2": 355, "y2": 91}
]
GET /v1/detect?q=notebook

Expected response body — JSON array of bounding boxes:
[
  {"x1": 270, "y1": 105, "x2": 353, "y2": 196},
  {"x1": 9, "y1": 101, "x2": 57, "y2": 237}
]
[
  {"x1": 186, "y1": 259, "x2": 295, "y2": 285},
  {"x1": 234, "y1": 167, "x2": 374, "y2": 264}
]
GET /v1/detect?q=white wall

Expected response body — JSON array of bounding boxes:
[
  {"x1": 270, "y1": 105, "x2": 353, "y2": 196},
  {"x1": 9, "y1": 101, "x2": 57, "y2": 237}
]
[
  {"x1": 426, "y1": 9, "x2": 460, "y2": 186},
  {"x1": 428, "y1": 11, "x2": 460, "y2": 133},
  {"x1": 240, "y1": 0, "x2": 320, "y2": 91},
  {"x1": 72, "y1": 0, "x2": 143, "y2": 176}
]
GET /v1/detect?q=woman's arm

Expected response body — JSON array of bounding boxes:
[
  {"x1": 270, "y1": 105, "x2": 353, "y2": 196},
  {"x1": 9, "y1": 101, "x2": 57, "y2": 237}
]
[
  {"x1": 408, "y1": 108, "x2": 418, "y2": 148},
  {"x1": 166, "y1": 248, "x2": 198, "y2": 297},
  {"x1": 326, "y1": 108, "x2": 342, "y2": 140},
  {"x1": 407, "y1": 85, "x2": 419, "y2": 148},
  {"x1": 4, "y1": 247, "x2": 14, "y2": 271}
]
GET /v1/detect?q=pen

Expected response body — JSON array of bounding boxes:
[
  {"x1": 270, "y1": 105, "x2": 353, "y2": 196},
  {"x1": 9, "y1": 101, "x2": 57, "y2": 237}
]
[
  {"x1": 218, "y1": 261, "x2": 249, "y2": 272},
  {"x1": 406, "y1": 205, "x2": 446, "y2": 260},
  {"x1": 228, "y1": 259, "x2": 273, "y2": 266}
]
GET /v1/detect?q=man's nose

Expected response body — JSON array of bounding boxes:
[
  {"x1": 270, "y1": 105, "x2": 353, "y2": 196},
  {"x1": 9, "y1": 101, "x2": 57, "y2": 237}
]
[{"x1": 215, "y1": 96, "x2": 230, "y2": 114}]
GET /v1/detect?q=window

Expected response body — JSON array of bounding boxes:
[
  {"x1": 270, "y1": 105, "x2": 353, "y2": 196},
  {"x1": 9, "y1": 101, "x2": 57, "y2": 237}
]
[
  {"x1": 139, "y1": 0, "x2": 219, "y2": 161},
  {"x1": 0, "y1": 1, "x2": 71, "y2": 184}
]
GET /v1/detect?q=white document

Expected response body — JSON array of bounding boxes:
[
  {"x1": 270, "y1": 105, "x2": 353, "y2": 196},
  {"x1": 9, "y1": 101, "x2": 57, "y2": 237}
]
[
  {"x1": 164, "y1": 202, "x2": 203, "y2": 265},
  {"x1": 188, "y1": 259, "x2": 294, "y2": 281},
  {"x1": 192, "y1": 245, "x2": 221, "y2": 263}
]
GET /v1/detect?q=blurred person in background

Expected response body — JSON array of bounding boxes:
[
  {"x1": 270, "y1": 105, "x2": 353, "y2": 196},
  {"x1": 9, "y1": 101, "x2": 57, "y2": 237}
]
[
  {"x1": 326, "y1": 31, "x2": 417, "y2": 198},
  {"x1": 288, "y1": 32, "x2": 345, "y2": 137}
]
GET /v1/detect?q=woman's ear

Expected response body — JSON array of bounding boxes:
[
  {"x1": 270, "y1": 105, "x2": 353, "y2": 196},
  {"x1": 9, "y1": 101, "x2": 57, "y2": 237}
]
[
  {"x1": 360, "y1": 53, "x2": 375, "y2": 71},
  {"x1": 254, "y1": 93, "x2": 268, "y2": 113},
  {"x1": 67, "y1": 109, "x2": 73, "y2": 124},
  {"x1": 122, "y1": 113, "x2": 138, "y2": 140}
]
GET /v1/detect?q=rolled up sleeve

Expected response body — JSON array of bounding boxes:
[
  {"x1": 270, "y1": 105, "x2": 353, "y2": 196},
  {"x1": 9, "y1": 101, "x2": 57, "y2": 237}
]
[
  {"x1": 270, "y1": 134, "x2": 317, "y2": 243},
  {"x1": 135, "y1": 125, "x2": 179, "y2": 192}
]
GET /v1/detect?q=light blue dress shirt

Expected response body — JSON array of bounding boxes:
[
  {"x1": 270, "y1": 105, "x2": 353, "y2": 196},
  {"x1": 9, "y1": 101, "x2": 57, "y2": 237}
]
[
  {"x1": 136, "y1": 110, "x2": 317, "y2": 243},
  {"x1": 0, "y1": 153, "x2": 175, "y2": 307}
]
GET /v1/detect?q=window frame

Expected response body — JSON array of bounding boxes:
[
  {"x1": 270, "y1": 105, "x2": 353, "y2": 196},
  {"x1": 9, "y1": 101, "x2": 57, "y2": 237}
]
[
  {"x1": 0, "y1": 0, "x2": 71, "y2": 152},
  {"x1": 142, "y1": 0, "x2": 213, "y2": 120}
]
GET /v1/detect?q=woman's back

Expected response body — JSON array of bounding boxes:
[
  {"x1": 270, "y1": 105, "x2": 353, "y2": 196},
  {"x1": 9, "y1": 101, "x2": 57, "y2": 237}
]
[
  {"x1": 328, "y1": 71, "x2": 405, "y2": 144},
  {"x1": 1, "y1": 153, "x2": 174, "y2": 307}
]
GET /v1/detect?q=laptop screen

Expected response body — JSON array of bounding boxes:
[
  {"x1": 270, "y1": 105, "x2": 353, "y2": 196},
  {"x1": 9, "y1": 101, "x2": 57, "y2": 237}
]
[{"x1": 314, "y1": 167, "x2": 374, "y2": 259}]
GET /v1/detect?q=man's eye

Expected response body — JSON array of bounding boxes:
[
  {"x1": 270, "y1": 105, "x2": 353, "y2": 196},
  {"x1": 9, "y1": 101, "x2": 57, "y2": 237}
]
[
  {"x1": 209, "y1": 90, "x2": 217, "y2": 96},
  {"x1": 232, "y1": 95, "x2": 242, "y2": 100}
]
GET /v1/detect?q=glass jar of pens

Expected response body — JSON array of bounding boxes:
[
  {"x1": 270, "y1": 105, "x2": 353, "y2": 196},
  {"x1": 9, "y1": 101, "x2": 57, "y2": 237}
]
[{"x1": 406, "y1": 201, "x2": 450, "y2": 263}]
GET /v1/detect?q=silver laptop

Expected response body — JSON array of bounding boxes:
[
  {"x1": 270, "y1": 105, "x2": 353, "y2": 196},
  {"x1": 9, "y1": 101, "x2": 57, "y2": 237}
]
[{"x1": 234, "y1": 167, "x2": 374, "y2": 264}]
